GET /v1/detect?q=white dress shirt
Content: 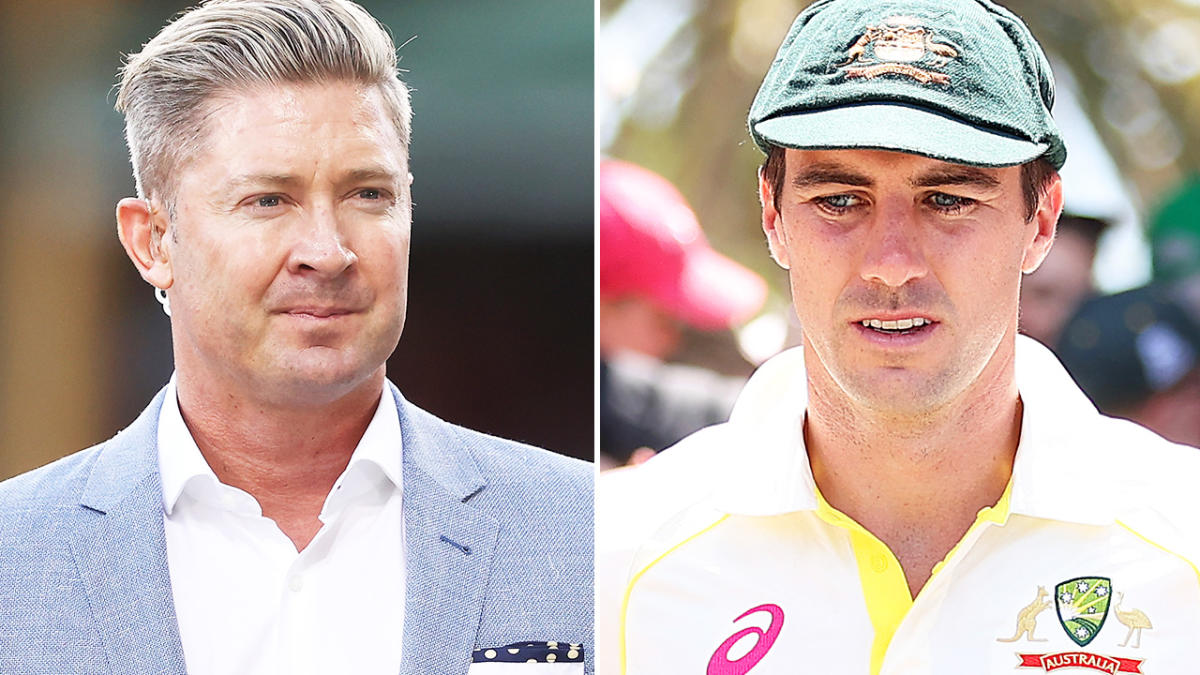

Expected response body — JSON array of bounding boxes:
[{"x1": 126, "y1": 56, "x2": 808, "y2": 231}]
[{"x1": 158, "y1": 378, "x2": 406, "y2": 675}]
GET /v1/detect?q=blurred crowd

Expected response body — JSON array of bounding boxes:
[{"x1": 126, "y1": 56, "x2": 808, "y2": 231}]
[
  {"x1": 598, "y1": 160, "x2": 765, "y2": 468},
  {"x1": 600, "y1": 160, "x2": 1200, "y2": 468},
  {"x1": 1051, "y1": 178, "x2": 1200, "y2": 448}
]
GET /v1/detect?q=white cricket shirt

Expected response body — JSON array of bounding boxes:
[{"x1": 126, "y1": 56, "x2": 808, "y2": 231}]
[
  {"x1": 598, "y1": 337, "x2": 1200, "y2": 674},
  {"x1": 158, "y1": 378, "x2": 405, "y2": 675}
]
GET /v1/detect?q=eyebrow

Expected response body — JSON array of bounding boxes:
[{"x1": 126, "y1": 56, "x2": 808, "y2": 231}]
[
  {"x1": 910, "y1": 167, "x2": 1001, "y2": 190},
  {"x1": 343, "y1": 167, "x2": 403, "y2": 185},
  {"x1": 791, "y1": 162, "x2": 874, "y2": 189},
  {"x1": 222, "y1": 167, "x2": 403, "y2": 192},
  {"x1": 789, "y1": 161, "x2": 1002, "y2": 191},
  {"x1": 222, "y1": 173, "x2": 300, "y2": 192}
]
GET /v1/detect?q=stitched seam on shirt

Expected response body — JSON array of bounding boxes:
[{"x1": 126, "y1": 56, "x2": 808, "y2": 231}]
[
  {"x1": 618, "y1": 513, "x2": 730, "y2": 675},
  {"x1": 1115, "y1": 519, "x2": 1200, "y2": 590}
]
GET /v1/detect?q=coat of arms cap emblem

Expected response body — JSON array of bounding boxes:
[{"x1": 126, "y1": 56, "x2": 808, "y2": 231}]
[{"x1": 839, "y1": 16, "x2": 959, "y2": 85}]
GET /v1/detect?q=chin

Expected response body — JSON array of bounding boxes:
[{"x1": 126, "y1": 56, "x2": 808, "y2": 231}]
[
  {"x1": 262, "y1": 350, "x2": 385, "y2": 405},
  {"x1": 839, "y1": 367, "x2": 961, "y2": 415},
  {"x1": 264, "y1": 374, "x2": 378, "y2": 408}
]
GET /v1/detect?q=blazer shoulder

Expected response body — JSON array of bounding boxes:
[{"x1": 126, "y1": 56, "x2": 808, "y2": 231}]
[
  {"x1": 0, "y1": 442, "x2": 106, "y2": 513},
  {"x1": 0, "y1": 441, "x2": 110, "y2": 552},
  {"x1": 447, "y1": 422, "x2": 592, "y2": 495}
]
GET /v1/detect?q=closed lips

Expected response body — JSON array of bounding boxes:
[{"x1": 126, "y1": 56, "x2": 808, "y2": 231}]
[{"x1": 284, "y1": 307, "x2": 355, "y2": 317}]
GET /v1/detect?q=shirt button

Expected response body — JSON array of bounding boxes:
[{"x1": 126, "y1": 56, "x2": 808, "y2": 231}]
[
  {"x1": 288, "y1": 575, "x2": 304, "y2": 592},
  {"x1": 871, "y1": 554, "x2": 888, "y2": 573}
]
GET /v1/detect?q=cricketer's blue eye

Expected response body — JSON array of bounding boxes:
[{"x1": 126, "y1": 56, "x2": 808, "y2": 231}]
[
  {"x1": 815, "y1": 194, "x2": 862, "y2": 213},
  {"x1": 928, "y1": 193, "x2": 974, "y2": 212}
]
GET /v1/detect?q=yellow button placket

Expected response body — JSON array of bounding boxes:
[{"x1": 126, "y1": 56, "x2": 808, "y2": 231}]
[{"x1": 814, "y1": 483, "x2": 1013, "y2": 675}]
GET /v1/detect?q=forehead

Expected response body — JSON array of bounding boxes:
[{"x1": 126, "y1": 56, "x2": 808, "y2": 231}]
[
  {"x1": 192, "y1": 80, "x2": 407, "y2": 175},
  {"x1": 781, "y1": 148, "x2": 1017, "y2": 189}
]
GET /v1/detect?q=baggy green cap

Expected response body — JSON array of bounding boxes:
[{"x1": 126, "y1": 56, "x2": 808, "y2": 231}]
[{"x1": 749, "y1": 0, "x2": 1066, "y2": 169}]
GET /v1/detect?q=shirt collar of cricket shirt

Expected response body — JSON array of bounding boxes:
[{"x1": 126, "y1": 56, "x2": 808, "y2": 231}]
[
  {"x1": 157, "y1": 375, "x2": 403, "y2": 520},
  {"x1": 714, "y1": 335, "x2": 1117, "y2": 527}
]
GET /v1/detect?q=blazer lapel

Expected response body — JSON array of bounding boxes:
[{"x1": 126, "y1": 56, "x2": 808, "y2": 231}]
[
  {"x1": 69, "y1": 390, "x2": 187, "y2": 675},
  {"x1": 395, "y1": 386, "x2": 501, "y2": 675}
]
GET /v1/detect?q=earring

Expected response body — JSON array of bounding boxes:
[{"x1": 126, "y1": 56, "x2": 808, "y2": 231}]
[{"x1": 155, "y1": 287, "x2": 172, "y2": 317}]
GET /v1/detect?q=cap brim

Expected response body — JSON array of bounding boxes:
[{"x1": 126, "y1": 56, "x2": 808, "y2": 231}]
[
  {"x1": 754, "y1": 102, "x2": 1048, "y2": 168},
  {"x1": 653, "y1": 247, "x2": 766, "y2": 331}
]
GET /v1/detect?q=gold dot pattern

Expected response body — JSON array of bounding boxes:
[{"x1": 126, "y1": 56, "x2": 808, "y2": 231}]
[{"x1": 471, "y1": 641, "x2": 585, "y2": 663}]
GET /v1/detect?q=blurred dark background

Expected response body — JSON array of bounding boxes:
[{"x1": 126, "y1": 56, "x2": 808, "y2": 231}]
[{"x1": 0, "y1": 0, "x2": 594, "y2": 478}]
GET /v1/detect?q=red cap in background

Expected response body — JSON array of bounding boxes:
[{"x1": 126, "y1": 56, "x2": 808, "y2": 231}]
[{"x1": 599, "y1": 159, "x2": 766, "y2": 330}]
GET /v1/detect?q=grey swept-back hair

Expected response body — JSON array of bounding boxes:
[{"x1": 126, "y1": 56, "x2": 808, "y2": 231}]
[{"x1": 115, "y1": 0, "x2": 411, "y2": 214}]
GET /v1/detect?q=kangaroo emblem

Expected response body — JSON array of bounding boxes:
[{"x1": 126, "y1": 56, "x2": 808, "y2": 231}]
[
  {"x1": 839, "y1": 28, "x2": 880, "y2": 66},
  {"x1": 997, "y1": 586, "x2": 1051, "y2": 643}
]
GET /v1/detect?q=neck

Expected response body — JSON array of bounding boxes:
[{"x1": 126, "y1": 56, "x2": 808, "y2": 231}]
[
  {"x1": 804, "y1": 339, "x2": 1022, "y2": 595},
  {"x1": 173, "y1": 368, "x2": 386, "y2": 551}
]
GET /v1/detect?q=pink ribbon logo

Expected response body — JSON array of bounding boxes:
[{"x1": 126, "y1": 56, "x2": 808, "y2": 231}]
[{"x1": 706, "y1": 603, "x2": 785, "y2": 675}]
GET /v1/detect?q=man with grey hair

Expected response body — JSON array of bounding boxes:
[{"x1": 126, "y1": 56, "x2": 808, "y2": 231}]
[{"x1": 0, "y1": 1, "x2": 591, "y2": 673}]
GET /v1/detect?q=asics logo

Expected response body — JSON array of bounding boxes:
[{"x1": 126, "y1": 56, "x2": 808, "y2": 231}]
[{"x1": 706, "y1": 603, "x2": 785, "y2": 675}]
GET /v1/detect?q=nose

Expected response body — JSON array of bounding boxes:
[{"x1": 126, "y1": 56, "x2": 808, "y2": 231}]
[
  {"x1": 288, "y1": 203, "x2": 357, "y2": 277},
  {"x1": 859, "y1": 201, "x2": 926, "y2": 288}
]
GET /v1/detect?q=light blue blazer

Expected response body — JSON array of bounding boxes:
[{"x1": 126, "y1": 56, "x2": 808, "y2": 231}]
[{"x1": 0, "y1": 383, "x2": 593, "y2": 674}]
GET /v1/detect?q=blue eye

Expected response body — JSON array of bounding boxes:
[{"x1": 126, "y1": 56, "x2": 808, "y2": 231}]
[
  {"x1": 358, "y1": 189, "x2": 381, "y2": 200},
  {"x1": 929, "y1": 193, "x2": 973, "y2": 212},
  {"x1": 256, "y1": 195, "x2": 282, "y2": 208},
  {"x1": 816, "y1": 194, "x2": 860, "y2": 212}
]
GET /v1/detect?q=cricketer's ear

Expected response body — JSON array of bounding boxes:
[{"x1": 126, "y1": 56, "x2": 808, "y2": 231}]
[
  {"x1": 1020, "y1": 171, "x2": 1064, "y2": 275},
  {"x1": 116, "y1": 197, "x2": 174, "y2": 291},
  {"x1": 759, "y1": 166, "x2": 791, "y2": 270}
]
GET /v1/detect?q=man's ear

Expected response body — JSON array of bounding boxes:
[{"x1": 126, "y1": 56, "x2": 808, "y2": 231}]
[
  {"x1": 759, "y1": 168, "x2": 791, "y2": 270},
  {"x1": 1021, "y1": 172, "x2": 1063, "y2": 274},
  {"x1": 116, "y1": 197, "x2": 174, "y2": 290}
]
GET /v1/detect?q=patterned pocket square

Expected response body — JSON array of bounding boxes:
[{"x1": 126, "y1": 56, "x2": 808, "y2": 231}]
[{"x1": 472, "y1": 641, "x2": 584, "y2": 664}]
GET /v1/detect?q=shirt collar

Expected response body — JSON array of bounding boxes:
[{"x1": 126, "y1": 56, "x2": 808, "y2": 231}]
[
  {"x1": 715, "y1": 336, "x2": 1114, "y2": 526},
  {"x1": 1008, "y1": 336, "x2": 1116, "y2": 526},
  {"x1": 158, "y1": 377, "x2": 217, "y2": 515},
  {"x1": 320, "y1": 384, "x2": 403, "y2": 518},
  {"x1": 716, "y1": 346, "x2": 818, "y2": 515},
  {"x1": 157, "y1": 376, "x2": 403, "y2": 516}
]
